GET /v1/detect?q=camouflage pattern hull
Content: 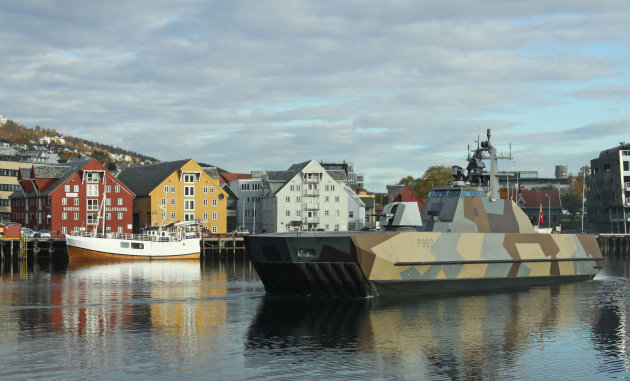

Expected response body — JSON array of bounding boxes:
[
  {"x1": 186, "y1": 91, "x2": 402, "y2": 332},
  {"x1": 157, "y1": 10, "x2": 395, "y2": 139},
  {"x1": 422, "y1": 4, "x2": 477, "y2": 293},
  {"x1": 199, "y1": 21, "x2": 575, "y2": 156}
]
[{"x1": 244, "y1": 231, "x2": 603, "y2": 298}]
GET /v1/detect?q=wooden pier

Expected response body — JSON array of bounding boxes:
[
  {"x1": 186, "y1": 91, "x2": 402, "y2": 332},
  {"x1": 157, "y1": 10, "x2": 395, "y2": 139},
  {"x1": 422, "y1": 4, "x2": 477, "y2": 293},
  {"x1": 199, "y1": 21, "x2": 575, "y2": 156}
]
[
  {"x1": 1, "y1": 236, "x2": 248, "y2": 263},
  {"x1": 598, "y1": 234, "x2": 630, "y2": 259}
]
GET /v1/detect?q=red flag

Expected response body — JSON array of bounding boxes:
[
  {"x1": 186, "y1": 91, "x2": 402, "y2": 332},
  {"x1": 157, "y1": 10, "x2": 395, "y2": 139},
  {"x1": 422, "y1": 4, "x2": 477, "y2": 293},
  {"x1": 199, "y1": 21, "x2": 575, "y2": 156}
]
[{"x1": 539, "y1": 203, "x2": 544, "y2": 224}]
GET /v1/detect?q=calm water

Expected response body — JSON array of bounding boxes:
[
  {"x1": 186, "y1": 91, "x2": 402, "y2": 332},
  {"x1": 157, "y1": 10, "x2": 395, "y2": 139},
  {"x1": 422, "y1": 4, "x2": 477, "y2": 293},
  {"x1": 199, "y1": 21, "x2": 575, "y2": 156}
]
[{"x1": 1, "y1": 256, "x2": 630, "y2": 380}]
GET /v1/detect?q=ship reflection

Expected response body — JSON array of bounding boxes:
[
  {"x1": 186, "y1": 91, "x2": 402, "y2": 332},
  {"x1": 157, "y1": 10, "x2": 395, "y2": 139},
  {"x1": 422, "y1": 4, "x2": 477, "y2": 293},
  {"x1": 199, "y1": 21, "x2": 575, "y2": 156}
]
[{"x1": 245, "y1": 279, "x2": 630, "y2": 379}]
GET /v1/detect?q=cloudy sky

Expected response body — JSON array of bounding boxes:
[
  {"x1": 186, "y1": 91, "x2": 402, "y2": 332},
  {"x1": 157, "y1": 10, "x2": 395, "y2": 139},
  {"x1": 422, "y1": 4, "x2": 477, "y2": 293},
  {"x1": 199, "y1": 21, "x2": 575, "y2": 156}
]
[{"x1": 2, "y1": 1, "x2": 629, "y2": 191}]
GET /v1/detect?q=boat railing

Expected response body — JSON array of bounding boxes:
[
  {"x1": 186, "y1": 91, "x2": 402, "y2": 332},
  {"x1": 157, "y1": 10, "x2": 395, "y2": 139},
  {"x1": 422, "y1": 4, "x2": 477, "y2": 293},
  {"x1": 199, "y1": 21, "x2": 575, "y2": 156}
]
[{"x1": 70, "y1": 231, "x2": 201, "y2": 242}]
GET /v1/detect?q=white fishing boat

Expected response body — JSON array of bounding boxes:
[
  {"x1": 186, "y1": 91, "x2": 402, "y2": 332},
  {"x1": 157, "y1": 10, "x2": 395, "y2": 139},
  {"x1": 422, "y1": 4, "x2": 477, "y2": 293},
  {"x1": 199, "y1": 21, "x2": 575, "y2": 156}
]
[
  {"x1": 65, "y1": 189, "x2": 201, "y2": 260},
  {"x1": 66, "y1": 221, "x2": 201, "y2": 260}
]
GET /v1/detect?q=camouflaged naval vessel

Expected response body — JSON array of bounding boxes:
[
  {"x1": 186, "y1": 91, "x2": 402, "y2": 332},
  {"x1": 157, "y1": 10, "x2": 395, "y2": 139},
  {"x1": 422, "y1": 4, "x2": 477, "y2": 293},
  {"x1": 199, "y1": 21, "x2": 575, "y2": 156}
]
[{"x1": 244, "y1": 131, "x2": 603, "y2": 297}]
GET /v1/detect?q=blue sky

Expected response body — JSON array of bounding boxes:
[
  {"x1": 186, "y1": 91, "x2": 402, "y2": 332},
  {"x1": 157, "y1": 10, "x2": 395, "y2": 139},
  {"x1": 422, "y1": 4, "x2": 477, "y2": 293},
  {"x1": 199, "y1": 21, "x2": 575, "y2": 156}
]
[{"x1": 1, "y1": 1, "x2": 629, "y2": 191}]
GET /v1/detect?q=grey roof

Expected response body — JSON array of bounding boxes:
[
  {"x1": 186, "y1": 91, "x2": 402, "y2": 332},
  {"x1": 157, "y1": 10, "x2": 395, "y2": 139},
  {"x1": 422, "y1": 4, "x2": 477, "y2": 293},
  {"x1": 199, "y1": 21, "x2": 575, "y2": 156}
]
[
  {"x1": 327, "y1": 170, "x2": 347, "y2": 182},
  {"x1": 266, "y1": 170, "x2": 296, "y2": 182},
  {"x1": 116, "y1": 159, "x2": 191, "y2": 196},
  {"x1": 202, "y1": 166, "x2": 220, "y2": 179},
  {"x1": 15, "y1": 159, "x2": 93, "y2": 197}
]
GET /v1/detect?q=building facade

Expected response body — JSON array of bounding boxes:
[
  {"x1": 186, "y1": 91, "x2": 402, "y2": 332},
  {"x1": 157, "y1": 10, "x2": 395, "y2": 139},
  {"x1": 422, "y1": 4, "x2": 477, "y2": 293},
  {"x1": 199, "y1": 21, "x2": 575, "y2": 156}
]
[
  {"x1": 260, "y1": 160, "x2": 349, "y2": 232},
  {"x1": 345, "y1": 185, "x2": 365, "y2": 231},
  {"x1": 10, "y1": 159, "x2": 135, "y2": 237},
  {"x1": 223, "y1": 172, "x2": 264, "y2": 234},
  {"x1": 587, "y1": 143, "x2": 630, "y2": 233},
  {"x1": 117, "y1": 159, "x2": 228, "y2": 234}
]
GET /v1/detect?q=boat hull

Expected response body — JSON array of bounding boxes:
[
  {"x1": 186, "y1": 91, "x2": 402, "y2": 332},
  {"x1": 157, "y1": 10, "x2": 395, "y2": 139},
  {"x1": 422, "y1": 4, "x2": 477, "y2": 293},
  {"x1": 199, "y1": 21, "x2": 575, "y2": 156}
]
[
  {"x1": 66, "y1": 234, "x2": 201, "y2": 260},
  {"x1": 245, "y1": 231, "x2": 604, "y2": 298}
]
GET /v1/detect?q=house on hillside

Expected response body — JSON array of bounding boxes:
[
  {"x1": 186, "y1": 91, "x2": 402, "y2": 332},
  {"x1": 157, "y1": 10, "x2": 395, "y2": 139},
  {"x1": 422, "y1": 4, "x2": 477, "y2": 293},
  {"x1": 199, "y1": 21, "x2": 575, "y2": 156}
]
[
  {"x1": 10, "y1": 159, "x2": 135, "y2": 237},
  {"x1": 116, "y1": 159, "x2": 228, "y2": 234}
]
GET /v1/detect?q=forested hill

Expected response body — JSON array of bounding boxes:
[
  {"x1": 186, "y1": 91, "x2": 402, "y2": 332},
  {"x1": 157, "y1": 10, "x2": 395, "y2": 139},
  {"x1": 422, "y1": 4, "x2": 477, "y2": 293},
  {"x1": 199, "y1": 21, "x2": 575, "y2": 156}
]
[{"x1": 1, "y1": 119, "x2": 158, "y2": 165}]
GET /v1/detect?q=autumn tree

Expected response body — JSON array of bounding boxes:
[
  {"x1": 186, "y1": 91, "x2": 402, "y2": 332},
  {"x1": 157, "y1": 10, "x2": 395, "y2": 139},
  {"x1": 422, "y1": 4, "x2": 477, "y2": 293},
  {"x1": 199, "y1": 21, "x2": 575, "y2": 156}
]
[{"x1": 398, "y1": 165, "x2": 453, "y2": 199}]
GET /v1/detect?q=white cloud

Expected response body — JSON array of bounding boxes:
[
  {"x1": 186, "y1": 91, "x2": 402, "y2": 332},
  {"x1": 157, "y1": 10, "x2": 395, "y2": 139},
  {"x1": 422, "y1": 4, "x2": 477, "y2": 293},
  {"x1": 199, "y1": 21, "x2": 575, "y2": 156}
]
[{"x1": 1, "y1": 0, "x2": 630, "y2": 191}]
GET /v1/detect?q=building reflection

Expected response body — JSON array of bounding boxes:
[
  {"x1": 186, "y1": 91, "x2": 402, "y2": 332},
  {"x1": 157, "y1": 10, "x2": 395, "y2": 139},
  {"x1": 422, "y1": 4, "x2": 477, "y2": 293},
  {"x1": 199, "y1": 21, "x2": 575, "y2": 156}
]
[{"x1": 0, "y1": 258, "x2": 260, "y2": 372}]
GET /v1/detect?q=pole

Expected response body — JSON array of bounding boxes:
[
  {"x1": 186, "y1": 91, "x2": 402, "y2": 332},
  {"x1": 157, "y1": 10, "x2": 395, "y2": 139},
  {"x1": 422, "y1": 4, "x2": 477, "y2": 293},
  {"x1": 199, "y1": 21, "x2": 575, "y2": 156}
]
[
  {"x1": 581, "y1": 166, "x2": 585, "y2": 232},
  {"x1": 546, "y1": 194, "x2": 551, "y2": 229}
]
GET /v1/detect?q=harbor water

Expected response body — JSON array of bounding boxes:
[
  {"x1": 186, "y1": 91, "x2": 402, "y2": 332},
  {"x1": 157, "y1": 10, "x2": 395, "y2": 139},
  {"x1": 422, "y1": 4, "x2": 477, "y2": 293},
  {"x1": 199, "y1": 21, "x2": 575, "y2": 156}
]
[{"x1": 2, "y1": 256, "x2": 630, "y2": 380}]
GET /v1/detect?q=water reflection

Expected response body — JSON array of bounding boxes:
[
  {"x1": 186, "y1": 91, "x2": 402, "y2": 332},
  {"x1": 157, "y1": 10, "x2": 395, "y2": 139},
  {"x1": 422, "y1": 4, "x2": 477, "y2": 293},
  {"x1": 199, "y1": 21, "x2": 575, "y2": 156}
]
[
  {"x1": 2, "y1": 257, "x2": 630, "y2": 378},
  {"x1": 245, "y1": 269, "x2": 630, "y2": 379}
]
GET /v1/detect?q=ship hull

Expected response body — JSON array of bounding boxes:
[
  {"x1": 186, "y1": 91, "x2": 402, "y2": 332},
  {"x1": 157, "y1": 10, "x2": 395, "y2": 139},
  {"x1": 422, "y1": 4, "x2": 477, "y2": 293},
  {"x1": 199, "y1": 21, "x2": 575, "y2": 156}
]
[
  {"x1": 245, "y1": 231, "x2": 603, "y2": 298},
  {"x1": 66, "y1": 234, "x2": 200, "y2": 260}
]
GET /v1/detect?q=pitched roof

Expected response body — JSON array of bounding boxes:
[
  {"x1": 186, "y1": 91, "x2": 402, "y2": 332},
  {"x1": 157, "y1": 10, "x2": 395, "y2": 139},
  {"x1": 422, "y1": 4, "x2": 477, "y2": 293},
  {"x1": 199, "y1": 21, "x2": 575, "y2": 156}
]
[
  {"x1": 220, "y1": 172, "x2": 252, "y2": 184},
  {"x1": 116, "y1": 159, "x2": 190, "y2": 196},
  {"x1": 514, "y1": 188, "x2": 561, "y2": 208},
  {"x1": 327, "y1": 170, "x2": 347, "y2": 182},
  {"x1": 15, "y1": 159, "x2": 93, "y2": 197},
  {"x1": 202, "y1": 166, "x2": 220, "y2": 179}
]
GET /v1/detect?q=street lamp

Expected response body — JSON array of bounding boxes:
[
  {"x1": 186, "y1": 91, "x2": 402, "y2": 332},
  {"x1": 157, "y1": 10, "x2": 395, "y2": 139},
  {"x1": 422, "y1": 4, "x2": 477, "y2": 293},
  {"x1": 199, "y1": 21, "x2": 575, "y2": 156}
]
[{"x1": 545, "y1": 194, "x2": 551, "y2": 229}]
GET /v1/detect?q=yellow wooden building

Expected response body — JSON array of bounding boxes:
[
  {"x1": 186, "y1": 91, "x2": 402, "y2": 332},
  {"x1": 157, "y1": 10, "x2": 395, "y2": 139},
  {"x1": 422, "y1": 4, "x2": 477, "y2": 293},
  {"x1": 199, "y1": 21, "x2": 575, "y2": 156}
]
[{"x1": 117, "y1": 159, "x2": 228, "y2": 233}]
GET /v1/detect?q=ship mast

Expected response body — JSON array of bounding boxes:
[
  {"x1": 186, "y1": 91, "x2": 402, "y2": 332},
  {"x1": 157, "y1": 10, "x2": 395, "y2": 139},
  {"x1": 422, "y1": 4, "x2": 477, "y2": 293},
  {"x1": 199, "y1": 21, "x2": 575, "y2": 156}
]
[{"x1": 466, "y1": 129, "x2": 513, "y2": 199}]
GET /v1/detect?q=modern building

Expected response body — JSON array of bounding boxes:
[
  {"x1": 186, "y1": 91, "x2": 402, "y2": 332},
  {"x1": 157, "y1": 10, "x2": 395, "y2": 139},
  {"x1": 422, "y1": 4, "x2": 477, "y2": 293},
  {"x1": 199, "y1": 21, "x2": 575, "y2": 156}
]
[
  {"x1": 320, "y1": 160, "x2": 364, "y2": 188},
  {"x1": 587, "y1": 143, "x2": 630, "y2": 233},
  {"x1": 259, "y1": 160, "x2": 349, "y2": 232},
  {"x1": 222, "y1": 171, "x2": 263, "y2": 234},
  {"x1": 10, "y1": 159, "x2": 134, "y2": 237},
  {"x1": 116, "y1": 159, "x2": 228, "y2": 234},
  {"x1": 497, "y1": 166, "x2": 571, "y2": 192}
]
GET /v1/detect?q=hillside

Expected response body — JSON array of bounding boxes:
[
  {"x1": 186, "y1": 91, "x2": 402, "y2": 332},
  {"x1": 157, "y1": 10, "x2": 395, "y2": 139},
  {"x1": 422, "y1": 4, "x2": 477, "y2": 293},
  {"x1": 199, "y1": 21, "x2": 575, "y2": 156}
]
[{"x1": 1, "y1": 119, "x2": 158, "y2": 166}]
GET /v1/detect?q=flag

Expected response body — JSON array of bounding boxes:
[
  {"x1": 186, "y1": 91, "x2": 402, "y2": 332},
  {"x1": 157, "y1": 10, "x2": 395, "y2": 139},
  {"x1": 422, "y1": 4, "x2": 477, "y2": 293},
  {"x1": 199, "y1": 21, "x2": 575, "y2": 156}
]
[{"x1": 539, "y1": 203, "x2": 544, "y2": 224}]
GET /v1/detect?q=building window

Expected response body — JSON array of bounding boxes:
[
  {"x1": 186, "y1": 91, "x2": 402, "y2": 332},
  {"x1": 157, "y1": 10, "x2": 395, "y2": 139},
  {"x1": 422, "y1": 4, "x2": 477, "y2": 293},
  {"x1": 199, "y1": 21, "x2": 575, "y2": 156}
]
[
  {"x1": 203, "y1": 212, "x2": 208, "y2": 221},
  {"x1": 170, "y1": 198, "x2": 176, "y2": 206},
  {"x1": 203, "y1": 186, "x2": 208, "y2": 193},
  {"x1": 64, "y1": 185, "x2": 70, "y2": 192},
  {"x1": 286, "y1": 196, "x2": 290, "y2": 203},
  {"x1": 185, "y1": 200, "x2": 195, "y2": 210},
  {"x1": 335, "y1": 210, "x2": 340, "y2": 217},
  {"x1": 161, "y1": 198, "x2": 167, "y2": 206},
  {"x1": 349, "y1": 211, "x2": 354, "y2": 218},
  {"x1": 87, "y1": 213, "x2": 98, "y2": 224},
  {"x1": 241, "y1": 183, "x2": 250, "y2": 191},
  {"x1": 290, "y1": 185, "x2": 295, "y2": 191},
  {"x1": 106, "y1": 198, "x2": 112, "y2": 206},
  {"x1": 331, "y1": 185, "x2": 335, "y2": 191},
  {"x1": 87, "y1": 199, "x2": 99, "y2": 211},
  {"x1": 106, "y1": 185, "x2": 112, "y2": 193},
  {"x1": 62, "y1": 226, "x2": 67, "y2": 234},
  {"x1": 73, "y1": 213, "x2": 79, "y2": 220},
  {"x1": 118, "y1": 226, "x2": 123, "y2": 233},
  {"x1": 286, "y1": 210, "x2": 291, "y2": 217},
  {"x1": 87, "y1": 184, "x2": 98, "y2": 197},
  {"x1": 325, "y1": 196, "x2": 329, "y2": 203},
  {"x1": 212, "y1": 226, "x2": 217, "y2": 233},
  {"x1": 212, "y1": 199, "x2": 217, "y2": 206},
  {"x1": 325, "y1": 210, "x2": 329, "y2": 216},
  {"x1": 106, "y1": 212, "x2": 112, "y2": 221},
  {"x1": 296, "y1": 210, "x2": 301, "y2": 217},
  {"x1": 118, "y1": 198, "x2": 123, "y2": 206},
  {"x1": 74, "y1": 185, "x2": 80, "y2": 192},
  {"x1": 164, "y1": 185, "x2": 169, "y2": 193},
  {"x1": 212, "y1": 212, "x2": 217, "y2": 220},
  {"x1": 62, "y1": 198, "x2": 67, "y2": 205},
  {"x1": 335, "y1": 196, "x2": 340, "y2": 203},
  {"x1": 170, "y1": 185, "x2": 176, "y2": 193},
  {"x1": 209, "y1": 186, "x2": 215, "y2": 193},
  {"x1": 203, "y1": 199, "x2": 208, "y2": 206},
  {"x1": 185, "y1": 185, "x2": 195, "y2": 196},
  {"x1": 161, "y1": 212, "x2": 166, "y2": 220},
  {"x1": 184, "y1": 213, "x2": 194, "y2": 221},
  {"x1": 334, "y1": 224, "x2": 339, "y2": 231},
  {"x1": 62, "y1": 212, "x2": 67, "y2": 220},
  {"x1": 73, "y1": 198, "x2": 79, "y2": 206},
  {"x1": 115, "y1": 185, "x2": 121, "y2": 193},
  {"x1": 118, "y1": 212, "x2": 123, "y2": 220},
  {"x1": 296, "y1": 196, "x2": 301, "y2": 203},
  {"x1": 171, "y1": 212, "x2": 176, "y2": 220},
  {"x1": 296, "y1": 185, "x2": 300, "y2": 191}
]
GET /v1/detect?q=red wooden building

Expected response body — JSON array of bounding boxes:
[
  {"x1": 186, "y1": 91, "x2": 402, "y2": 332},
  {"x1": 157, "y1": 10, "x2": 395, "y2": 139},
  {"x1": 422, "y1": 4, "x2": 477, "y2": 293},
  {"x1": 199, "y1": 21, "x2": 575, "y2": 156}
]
[
  {"x1": 387, "y1": 185, "x2": 425, "y2": 212},
  {"x1": 10, "y1": 159, "x2": 135, "y2": 237}
]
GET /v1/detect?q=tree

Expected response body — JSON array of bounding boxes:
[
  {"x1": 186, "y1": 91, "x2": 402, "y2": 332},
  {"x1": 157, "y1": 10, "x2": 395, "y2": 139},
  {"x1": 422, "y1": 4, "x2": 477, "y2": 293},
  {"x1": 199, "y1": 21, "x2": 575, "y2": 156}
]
[
  {"x1": 398, "y1": 165, "x2": 453, "y2": 199},
  {"x1": 561, "y1": 192, "x2": 583, "y2": 222}
]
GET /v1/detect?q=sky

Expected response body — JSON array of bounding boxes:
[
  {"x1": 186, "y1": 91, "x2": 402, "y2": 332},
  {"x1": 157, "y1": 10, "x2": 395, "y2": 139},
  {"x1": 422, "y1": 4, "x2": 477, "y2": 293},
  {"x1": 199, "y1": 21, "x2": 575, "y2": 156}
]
[{"x1": 1, "y1": 1, "x2": 629, "y2": 192}]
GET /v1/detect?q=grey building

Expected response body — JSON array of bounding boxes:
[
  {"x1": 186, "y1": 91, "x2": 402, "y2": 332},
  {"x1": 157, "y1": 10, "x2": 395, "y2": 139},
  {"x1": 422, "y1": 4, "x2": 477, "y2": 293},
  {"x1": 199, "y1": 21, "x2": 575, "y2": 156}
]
[
  {"x1": 587, "y1": 142, "x2": 630, "y2": 233},
  {"x1": 497, "y1": 166, "x2": 571, "y2": 192}
]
